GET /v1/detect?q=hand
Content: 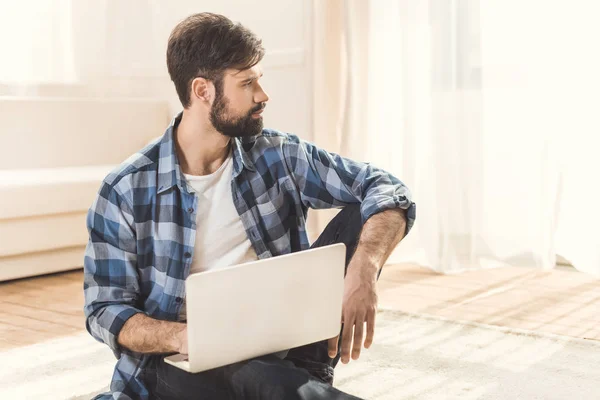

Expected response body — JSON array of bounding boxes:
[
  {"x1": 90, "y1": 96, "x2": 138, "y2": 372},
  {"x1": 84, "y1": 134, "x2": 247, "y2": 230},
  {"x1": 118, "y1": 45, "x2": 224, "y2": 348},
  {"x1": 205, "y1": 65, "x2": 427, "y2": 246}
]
[
  {"x1": 328, "y1": 260, "x2": 378, "y2": 364},
  {"x1": 171, "y1": 324, "x2": 188, "y2": 355}
]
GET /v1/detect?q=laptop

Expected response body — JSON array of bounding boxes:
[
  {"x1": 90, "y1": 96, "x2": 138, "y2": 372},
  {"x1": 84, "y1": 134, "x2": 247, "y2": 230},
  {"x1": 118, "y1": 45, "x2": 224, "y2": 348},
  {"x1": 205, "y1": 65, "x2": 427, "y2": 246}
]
[{"x1": 164, "y1": 243, "x2": 346, "y2": 373}]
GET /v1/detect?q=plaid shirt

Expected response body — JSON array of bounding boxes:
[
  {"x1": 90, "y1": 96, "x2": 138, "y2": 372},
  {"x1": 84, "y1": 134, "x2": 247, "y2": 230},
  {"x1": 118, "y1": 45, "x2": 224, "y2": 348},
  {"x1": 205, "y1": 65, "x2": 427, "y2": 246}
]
[{"x1": 84, "y1": 112, "x2": 416, "y2": 399}]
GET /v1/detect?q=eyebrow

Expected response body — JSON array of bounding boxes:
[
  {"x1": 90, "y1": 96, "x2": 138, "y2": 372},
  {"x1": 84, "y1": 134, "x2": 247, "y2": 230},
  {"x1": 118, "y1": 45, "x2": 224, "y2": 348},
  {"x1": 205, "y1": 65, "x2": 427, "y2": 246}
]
[{"x1": 240, "y1": 72, "x2": 263, "y2": 83}]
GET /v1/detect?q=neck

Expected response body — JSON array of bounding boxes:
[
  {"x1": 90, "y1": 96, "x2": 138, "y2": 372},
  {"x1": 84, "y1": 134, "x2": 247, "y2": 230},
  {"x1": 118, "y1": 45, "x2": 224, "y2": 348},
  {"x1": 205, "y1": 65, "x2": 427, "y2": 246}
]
[{"x1": 175, "y1": 109, "x2": 231, "y2": 176}]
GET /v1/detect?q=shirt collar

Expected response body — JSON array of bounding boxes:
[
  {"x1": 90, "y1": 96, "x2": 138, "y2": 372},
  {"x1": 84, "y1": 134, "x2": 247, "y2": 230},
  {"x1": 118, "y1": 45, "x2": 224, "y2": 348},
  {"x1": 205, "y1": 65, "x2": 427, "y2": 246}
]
[{"x1": 157, "y1": 112, "x2": 256, "y2": 195}]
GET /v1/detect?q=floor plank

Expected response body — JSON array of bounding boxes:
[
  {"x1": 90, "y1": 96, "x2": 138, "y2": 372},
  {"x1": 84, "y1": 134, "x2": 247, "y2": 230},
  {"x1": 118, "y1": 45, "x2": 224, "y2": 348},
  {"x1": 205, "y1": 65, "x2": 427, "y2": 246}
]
[
  {"x1": 377, "y1": 264, "x2": 600, "y2": 341},
  {"x1": 0, "y1": 264, "x2": 598, "y2": 350}
]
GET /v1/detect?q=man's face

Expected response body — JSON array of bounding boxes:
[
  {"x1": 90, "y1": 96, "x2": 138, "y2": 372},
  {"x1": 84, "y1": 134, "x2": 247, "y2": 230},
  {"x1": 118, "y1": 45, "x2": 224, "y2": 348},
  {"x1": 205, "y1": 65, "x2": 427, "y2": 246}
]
[{"x1": 209, "y1": 64, "x2": 269, "y2": 138}]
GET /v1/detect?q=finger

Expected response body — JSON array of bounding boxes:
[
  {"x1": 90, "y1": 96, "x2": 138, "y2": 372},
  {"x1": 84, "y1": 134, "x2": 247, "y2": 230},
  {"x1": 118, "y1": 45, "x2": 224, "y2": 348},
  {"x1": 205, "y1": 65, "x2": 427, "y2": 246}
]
[
  {"x1": 364, "y1": 308, "x2": 377, "y2": 349},
  {"x1": 328, "y1": 335, "x2": 339, "y2": 358},
  {"x1": 352, "y1": 315, "x2": 365, "y2": 360},
  {"x1": 341, "y1": 314, "x2": 355, "y2": 364}
]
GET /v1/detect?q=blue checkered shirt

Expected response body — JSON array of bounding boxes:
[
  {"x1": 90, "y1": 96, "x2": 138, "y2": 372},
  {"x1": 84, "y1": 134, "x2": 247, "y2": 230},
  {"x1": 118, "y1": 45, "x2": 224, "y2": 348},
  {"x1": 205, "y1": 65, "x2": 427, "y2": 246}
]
[{"x1": 83, "y1": 112, "x2": 416, "y2": 399}]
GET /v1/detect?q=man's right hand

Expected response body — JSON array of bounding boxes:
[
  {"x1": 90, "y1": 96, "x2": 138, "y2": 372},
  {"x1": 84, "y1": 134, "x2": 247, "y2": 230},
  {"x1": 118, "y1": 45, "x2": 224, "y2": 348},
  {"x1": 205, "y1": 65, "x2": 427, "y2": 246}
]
[
  {"x1": 174, "y1": 324, "x2": 188, "y2": 355},
  {"x1": 117, "y1": 314, "x2": 189, "y2": 355}
]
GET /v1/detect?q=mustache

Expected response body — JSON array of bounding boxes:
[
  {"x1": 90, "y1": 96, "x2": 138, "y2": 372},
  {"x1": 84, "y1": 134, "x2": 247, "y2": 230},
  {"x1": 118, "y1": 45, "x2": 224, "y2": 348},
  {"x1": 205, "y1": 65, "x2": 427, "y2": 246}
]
[{"x1": 250, "y1": 103, "x2": 266, "y2": 114}]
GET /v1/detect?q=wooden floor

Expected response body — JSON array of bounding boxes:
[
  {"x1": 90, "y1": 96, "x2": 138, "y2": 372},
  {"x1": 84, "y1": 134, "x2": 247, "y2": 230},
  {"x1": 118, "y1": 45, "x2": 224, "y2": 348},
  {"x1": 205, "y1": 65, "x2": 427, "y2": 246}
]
[
  {"x1": 378, "y1": 264, "x2": 600, "y2": 340},
  {"x1": 0, "y1": 264, "x2": 598, "y2": 351}
]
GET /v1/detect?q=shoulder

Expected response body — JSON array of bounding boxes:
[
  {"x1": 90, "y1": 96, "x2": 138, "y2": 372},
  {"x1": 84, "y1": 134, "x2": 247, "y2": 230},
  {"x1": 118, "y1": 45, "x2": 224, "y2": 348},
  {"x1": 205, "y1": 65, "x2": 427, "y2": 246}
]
[
  {"x1": 250, "y1": 128, "x2": 311, "y2": 153},
  {"x1": 98, "y1": 136, "x2": 162, "y2": 201},
  {"x1": 257, "y1": 128, "x2": 296, "y2": 144}
]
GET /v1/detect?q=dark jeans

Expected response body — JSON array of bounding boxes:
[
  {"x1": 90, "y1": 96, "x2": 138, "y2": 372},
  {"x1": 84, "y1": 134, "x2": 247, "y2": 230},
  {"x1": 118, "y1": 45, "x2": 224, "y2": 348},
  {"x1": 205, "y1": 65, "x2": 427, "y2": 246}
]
[{"x1": 146, "y1": 204, "x2": 373, "y2": 399}]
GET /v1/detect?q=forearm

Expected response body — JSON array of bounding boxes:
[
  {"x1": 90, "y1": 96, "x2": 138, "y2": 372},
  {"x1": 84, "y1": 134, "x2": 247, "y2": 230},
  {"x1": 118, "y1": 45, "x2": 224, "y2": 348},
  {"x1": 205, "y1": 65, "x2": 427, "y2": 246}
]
[
  {"x1": 350, "y1": 208, "x2": 407, "y2": 278},
  {"x1": 117, "y1": 313, "x2": 186, "y2": 354}
]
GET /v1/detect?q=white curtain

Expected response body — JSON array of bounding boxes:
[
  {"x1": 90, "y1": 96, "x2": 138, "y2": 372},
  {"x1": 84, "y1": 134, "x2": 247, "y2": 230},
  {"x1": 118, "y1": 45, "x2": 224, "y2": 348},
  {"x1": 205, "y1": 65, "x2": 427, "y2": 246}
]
[{"x1": 312, "y1": 0, "x2": 600, "y2": 276}]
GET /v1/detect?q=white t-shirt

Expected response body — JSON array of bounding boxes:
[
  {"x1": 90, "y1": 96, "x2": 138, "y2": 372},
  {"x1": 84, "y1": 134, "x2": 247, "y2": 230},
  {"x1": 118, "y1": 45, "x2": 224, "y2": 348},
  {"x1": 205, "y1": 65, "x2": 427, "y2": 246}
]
[{"x1": 178, "y1": 152, "x2": 258, "y2": 320}]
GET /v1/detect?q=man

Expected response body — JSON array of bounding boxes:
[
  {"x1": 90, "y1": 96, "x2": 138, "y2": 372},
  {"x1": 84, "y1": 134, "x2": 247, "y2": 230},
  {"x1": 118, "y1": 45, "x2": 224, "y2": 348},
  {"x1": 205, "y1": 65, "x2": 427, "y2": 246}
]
[{"x1": 84, "y1": 12, "x2": 415, "y2": 400}]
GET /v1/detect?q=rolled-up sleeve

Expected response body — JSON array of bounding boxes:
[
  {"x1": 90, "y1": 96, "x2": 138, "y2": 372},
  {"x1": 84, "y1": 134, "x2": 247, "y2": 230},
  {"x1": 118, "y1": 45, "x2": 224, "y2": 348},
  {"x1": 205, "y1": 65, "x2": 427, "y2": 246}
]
[
  {"x1": 283, "y1": 134, "x2": 416, "y2": 235},
  {"x1": 83, "y1": 180, "x2": 143, "y2": 359}
]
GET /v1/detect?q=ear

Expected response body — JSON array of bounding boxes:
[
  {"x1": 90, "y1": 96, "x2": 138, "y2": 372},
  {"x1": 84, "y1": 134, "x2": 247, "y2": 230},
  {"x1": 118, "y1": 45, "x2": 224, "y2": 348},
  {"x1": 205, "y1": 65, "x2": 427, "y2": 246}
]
[{"x1": 191, "y1": 77, "x2": 212, "y2": 104}]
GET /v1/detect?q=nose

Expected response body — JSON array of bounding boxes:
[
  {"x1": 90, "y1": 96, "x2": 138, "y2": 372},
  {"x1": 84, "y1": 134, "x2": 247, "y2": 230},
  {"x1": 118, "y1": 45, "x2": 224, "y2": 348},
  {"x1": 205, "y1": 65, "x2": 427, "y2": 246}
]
[{"x1": 254, "y1": 82, "x2": 269, "y2": 104}]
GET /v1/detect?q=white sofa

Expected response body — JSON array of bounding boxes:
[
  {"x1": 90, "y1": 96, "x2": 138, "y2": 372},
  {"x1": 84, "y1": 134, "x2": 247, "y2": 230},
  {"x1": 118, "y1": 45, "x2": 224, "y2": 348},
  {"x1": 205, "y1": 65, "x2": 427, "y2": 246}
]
[{"x1": 0, "y1": 98, "x2": 170, "y2": 281}]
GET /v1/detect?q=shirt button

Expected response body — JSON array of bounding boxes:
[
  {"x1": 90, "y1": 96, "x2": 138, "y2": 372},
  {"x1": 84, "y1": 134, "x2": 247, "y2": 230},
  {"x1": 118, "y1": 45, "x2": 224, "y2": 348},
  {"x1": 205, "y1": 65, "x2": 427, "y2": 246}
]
[
  {"x1": 187, "y1": 207, "x2": 194, "y2": 213},
  {"x1": 175, "y1": 297, "x2": 183, "y2": 303},
  {"x1": 184, "y1": 252, "x2": 192, "y2": 258}
]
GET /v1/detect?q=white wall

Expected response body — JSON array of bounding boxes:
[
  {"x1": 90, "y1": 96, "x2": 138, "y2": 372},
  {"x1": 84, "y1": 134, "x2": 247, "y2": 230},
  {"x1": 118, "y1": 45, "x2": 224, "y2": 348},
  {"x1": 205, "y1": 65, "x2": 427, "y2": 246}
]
[{"x1": 69, "y1": 0, "x2": 314, "y2": 139}]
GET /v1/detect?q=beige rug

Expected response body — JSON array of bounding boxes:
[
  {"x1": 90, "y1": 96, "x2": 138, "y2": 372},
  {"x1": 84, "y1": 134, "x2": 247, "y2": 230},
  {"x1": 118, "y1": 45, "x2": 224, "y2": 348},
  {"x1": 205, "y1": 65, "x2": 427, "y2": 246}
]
[{"x1": 1, "y1": 309, "x2": 599, "y2": 399}]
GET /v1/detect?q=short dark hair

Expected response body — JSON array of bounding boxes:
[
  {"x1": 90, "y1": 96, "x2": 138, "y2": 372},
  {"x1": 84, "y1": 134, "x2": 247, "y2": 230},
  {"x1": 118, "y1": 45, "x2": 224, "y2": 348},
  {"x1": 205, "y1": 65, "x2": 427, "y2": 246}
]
[{"x1": 167, "y1": 13, "x2": 265, "y2": 108}]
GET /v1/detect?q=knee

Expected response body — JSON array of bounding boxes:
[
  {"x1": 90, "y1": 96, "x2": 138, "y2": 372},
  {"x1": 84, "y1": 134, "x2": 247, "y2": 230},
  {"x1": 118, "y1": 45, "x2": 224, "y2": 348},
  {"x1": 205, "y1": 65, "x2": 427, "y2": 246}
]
[
  {"x1": 338, "y1": 204, "x2": 362, "y2": 232},
  {"x1": 342, "y1": 203, "x2": 361, "y2": 218},
  {"x1": 337, "y1": 204, "x2": 362, "y2": 239}
]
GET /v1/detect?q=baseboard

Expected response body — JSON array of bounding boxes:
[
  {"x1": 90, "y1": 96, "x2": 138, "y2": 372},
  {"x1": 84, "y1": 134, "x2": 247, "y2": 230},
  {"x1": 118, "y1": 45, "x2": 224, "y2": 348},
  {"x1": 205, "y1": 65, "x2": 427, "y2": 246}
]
[{"x1": 0, "y1": 246, "x2": 85, "y2": 282}]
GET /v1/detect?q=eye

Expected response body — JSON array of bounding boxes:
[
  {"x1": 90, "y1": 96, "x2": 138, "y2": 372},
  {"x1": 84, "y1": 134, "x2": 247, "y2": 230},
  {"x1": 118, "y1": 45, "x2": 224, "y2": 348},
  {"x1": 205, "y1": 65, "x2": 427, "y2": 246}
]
[{"x1": 243, "y1": 81, "x2": 252, "y2": 87}]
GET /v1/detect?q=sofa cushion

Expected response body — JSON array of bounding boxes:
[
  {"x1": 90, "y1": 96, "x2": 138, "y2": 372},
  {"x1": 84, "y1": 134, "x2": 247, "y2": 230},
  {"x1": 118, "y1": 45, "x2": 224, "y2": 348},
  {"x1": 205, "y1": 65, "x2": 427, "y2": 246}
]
[
  {"x1": 0, "y1": 211, "x2": 88, "y2": 258},
  {"x1": 0, "y1": 165, "x2": 118, "y2": 257},
  {"x1": 0, "y1": 165, "x2": 115, "y2": 220}
]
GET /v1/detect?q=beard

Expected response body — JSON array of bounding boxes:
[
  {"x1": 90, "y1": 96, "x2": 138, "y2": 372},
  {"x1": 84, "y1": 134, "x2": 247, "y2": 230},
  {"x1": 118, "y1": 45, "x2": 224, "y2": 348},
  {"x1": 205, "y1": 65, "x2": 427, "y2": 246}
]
[{"x1": 209, "y1": 83, "x2": 265, "y2": 138}]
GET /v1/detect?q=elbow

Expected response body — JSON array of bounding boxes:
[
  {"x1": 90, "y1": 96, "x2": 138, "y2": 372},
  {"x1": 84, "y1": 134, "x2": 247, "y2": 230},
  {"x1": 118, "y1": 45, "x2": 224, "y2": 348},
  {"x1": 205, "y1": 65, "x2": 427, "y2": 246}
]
[{"x1": 84, "y1": 303, "x2": 142, "y2": 359}]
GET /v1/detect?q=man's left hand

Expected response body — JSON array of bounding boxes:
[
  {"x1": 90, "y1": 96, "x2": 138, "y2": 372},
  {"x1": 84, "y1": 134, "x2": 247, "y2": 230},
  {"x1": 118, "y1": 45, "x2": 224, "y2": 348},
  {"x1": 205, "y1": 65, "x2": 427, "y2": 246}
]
[{"x1": 327, "y1": 259, "x2": 379, "y2": 364}]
